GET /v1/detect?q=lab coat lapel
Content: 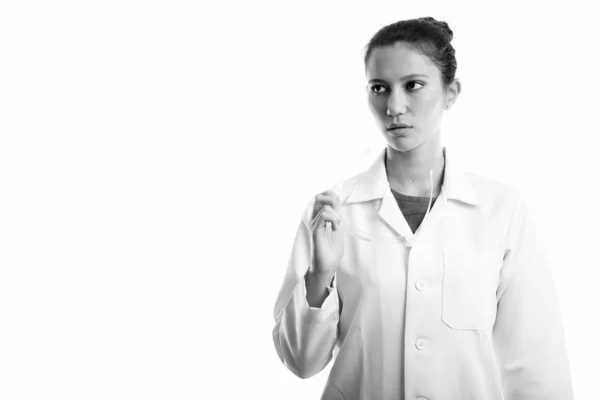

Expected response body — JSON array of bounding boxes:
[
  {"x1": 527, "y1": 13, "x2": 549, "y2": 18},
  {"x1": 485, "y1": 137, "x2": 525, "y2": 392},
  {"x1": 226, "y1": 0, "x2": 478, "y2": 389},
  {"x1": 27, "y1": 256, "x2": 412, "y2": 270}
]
[
  {"x1": 345, "y1": 148, "x2": 414, "y2": 238},
  {"x1": 344, "y1": 146, "x2": 482, "y2": 239},
  {"x1": 378, "y1": 186, "x2": 414, "y2": 238}
]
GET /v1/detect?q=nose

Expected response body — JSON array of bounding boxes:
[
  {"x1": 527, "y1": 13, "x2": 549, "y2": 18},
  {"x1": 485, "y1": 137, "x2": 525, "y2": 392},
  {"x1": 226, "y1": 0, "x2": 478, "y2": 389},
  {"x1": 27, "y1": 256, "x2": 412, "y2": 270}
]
[{"x1": 386, "y1": 89, "x2": 407, "y2": 116}]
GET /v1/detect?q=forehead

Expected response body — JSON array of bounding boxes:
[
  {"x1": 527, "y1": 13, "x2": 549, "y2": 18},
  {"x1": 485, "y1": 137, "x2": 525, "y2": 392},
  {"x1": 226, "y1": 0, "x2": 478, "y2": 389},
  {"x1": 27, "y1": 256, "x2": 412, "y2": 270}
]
[{"x1": 366, "y1": 42, "x2": 439, "y2": 81}]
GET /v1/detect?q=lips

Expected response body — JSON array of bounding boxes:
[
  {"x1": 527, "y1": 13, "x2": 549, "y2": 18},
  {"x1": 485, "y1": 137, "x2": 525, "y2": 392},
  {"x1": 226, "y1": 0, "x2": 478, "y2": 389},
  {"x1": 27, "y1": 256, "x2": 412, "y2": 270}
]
[{"x1": 387, "y1": 123, "x2": 411, "y2": 131}]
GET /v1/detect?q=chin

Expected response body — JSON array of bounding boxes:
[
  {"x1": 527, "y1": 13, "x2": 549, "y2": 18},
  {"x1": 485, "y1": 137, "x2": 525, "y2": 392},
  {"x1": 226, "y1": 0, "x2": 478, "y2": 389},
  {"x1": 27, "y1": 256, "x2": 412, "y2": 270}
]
[{"x1": 384, "y1": 135, "x2": 423, "y2": 153}]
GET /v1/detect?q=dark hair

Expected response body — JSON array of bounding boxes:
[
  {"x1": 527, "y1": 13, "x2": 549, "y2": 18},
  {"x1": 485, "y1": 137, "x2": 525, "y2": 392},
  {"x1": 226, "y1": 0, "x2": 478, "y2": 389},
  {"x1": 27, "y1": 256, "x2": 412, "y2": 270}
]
[{"x1": 364, "y1": 17, "x2": 457, "y2": 87}]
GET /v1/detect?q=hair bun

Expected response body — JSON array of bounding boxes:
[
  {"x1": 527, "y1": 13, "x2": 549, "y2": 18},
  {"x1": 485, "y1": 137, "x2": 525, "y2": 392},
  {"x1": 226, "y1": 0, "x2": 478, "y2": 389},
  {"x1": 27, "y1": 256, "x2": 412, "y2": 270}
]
[{"x1": 418, "y1": 17, "x2": 453, "y2": 42}]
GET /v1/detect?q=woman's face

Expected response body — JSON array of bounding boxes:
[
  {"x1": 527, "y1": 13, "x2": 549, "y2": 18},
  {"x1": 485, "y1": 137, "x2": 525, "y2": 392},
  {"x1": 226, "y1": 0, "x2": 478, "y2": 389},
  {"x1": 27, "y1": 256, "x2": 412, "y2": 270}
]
[{"x1": 366, "y1": 41, "x2": 456, "y2": 153}]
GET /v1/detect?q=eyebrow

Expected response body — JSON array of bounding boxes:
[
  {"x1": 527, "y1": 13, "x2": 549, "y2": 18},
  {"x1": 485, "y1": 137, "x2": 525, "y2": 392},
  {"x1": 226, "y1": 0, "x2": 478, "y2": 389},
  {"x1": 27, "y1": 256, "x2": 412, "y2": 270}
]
[{"x1": 368, "y1": 74, "x2": 428, "y2": 83}]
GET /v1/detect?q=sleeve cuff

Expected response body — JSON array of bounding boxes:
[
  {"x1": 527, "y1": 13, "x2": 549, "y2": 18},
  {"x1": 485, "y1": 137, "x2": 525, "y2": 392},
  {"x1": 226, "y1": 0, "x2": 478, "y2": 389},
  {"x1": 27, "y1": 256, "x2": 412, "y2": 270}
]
[{"x1": 298, "y1": 273, "x2": 339, "y2": 324}]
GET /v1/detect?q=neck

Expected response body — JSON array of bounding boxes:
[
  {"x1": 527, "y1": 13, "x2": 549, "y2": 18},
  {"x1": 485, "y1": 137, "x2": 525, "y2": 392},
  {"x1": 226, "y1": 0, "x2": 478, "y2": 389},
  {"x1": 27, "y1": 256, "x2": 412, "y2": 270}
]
[{"x1": 385, "y1": 143, "x2": 445, "y2": 197}]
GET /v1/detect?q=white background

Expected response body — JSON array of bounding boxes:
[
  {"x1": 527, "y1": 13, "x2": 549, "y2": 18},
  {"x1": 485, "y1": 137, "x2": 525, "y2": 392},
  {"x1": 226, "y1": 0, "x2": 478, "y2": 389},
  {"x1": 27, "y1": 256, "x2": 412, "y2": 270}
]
[{"x1": 0, "y1": 1, "x2": 597, "y2": 399}]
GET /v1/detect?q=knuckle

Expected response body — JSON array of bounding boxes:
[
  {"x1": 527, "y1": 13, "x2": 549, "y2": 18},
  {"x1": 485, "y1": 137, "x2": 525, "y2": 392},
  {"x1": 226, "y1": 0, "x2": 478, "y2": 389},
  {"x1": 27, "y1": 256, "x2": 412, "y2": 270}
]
[
  {"x1": 324, "y1": 205, "x2": 337, "y2": 215},
  {"x1": 322, "y1": 211, "x2": 334, "y2": 220}
]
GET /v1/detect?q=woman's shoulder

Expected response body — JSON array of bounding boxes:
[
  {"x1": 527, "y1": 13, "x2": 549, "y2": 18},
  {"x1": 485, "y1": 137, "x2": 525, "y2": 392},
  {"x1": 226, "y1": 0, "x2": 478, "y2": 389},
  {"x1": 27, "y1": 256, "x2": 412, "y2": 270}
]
[
  {"x1": 466, "y1": 171, "x2": 519, "y2": 194},
  {"x1": 328, "y1": 173, "x2": 363, "y2": 200},
  {"x1": 464, "y1": 171, "x2": 524, "y2": 210}
]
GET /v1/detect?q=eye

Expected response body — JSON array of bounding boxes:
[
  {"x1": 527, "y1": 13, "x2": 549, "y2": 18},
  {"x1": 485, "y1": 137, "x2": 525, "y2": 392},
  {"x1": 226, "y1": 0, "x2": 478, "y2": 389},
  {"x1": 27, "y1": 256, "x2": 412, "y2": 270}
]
[
  {"x1": 369, "y1": 84, "x2": 388, "y2": 95},
  {"x1": 406, "y1": 81, "x2": 425, "y2": 91}
]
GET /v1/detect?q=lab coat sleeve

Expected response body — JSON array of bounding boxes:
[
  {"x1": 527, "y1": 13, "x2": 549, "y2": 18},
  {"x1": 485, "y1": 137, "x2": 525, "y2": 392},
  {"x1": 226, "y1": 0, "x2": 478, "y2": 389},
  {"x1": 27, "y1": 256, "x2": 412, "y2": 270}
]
[
  {"x1": 493, "y1": 190, "x2": 573, "y2": 400},
  {"x1": 272, "y1": 200, "x2": 340, "y2": 379}
]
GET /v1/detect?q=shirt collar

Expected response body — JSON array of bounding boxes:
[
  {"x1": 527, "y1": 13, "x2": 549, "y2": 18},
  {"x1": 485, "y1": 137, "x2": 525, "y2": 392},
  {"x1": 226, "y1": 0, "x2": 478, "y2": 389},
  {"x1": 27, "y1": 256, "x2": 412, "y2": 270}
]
[{"x1": 345, "y1": 146, "x2": 483, "y2": 206}]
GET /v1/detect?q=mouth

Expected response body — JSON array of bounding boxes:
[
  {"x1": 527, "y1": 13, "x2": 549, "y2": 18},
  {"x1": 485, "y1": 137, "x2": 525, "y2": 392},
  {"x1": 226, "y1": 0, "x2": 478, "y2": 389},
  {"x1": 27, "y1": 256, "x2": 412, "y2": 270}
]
[{"x1": 387, "y1": 124, "x2": 411, "y2": 133}]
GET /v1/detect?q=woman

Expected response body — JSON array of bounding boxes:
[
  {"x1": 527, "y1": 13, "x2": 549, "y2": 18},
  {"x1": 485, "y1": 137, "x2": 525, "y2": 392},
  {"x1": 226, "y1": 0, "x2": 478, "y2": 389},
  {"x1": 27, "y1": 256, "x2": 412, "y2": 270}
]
[{"x1": 272, "y1": 17, "x2": 573, "y2": 400}]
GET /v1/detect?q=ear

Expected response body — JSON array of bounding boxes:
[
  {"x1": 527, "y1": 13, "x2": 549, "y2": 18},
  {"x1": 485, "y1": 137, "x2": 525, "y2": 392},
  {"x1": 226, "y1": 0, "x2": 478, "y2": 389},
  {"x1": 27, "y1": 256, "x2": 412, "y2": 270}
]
[{"x1": 445, "y1": 79, "x2": 462, "y2": 110}]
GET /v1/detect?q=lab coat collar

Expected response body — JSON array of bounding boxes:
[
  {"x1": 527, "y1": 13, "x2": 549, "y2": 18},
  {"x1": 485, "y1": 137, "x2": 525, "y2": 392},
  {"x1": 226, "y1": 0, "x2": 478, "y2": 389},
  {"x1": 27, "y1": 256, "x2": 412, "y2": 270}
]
[{"x1": 345, "y1": 146, "x2": 483, "y2": 206}]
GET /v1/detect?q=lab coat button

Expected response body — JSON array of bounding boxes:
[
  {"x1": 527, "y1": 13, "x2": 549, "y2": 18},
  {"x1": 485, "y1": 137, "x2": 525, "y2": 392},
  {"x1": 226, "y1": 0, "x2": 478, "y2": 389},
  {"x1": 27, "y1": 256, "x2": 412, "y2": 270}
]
[
  {"x1": 415, "y1": 338, "x2": 428, "y2": 350},
  {"x1": 415, "y1": 279, "x2": 428, "y2": 291}
]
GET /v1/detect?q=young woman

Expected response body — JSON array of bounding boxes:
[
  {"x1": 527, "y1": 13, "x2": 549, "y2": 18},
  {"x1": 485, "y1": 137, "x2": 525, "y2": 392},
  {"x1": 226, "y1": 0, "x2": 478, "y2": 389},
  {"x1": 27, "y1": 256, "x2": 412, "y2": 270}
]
[{"x1": 272, "y1": 17, "x2": 573, "y2": 400}]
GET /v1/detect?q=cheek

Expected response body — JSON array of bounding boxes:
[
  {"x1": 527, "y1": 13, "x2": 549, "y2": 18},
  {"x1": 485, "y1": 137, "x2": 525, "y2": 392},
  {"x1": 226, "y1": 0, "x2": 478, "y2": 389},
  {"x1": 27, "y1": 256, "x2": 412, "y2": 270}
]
[
  {"x1": 368, "y1": 97, "x2": 386, "y2": 117},
  {"x1": 418, "y1": 94, "x2": 444, "y2": 120}
]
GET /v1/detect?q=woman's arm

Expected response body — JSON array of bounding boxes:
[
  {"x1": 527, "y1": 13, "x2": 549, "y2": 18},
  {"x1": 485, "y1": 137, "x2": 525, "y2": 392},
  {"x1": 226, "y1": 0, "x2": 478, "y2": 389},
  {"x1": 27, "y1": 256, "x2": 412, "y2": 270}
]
[
  {"x1": 493, "y1": 191, "x2": 573, "y2": 399},
  {"x1": 305, "y1": 269, "x2": 336, "y2": 308},
  {"x1": 272, "y1": 210, "x2": 340, "y2": 379}
]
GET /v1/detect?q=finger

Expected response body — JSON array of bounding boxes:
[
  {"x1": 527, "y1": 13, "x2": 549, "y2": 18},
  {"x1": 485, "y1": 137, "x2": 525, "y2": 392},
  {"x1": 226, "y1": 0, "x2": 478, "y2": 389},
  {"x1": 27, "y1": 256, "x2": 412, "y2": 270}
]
[
  {"x1": 312, "y1": 194, "x2": 339, "y2": 219},
  {"x1": 318, "y1": 190, "x2": 340, "y2": 202},
  {"x1": 318, "y1": 210, "x2": 341, "y2": 232},
  {"x1": 310, "y1": 208, "x2": 338, "y2": 231},
  {"x1": 315, "y1": 219, "x2": 339, "y2": 235},
  {"x1": 320, "y1": 205, "x2": 341, "y2": 222},
  {"x1": 315, "y1": 193, "x2": 340, "y2": 209},
  {"x1": 310, "y1": 207, "x2": 340, "y2": 228},
  {"x1": 328, "y1": 219, "x2": 340, "y2": 232},
  {"x1": 311, "y1": 206, "x2": 341, "y2": 225},
  {"x1": 320, "y1": 189, "x2": 339, "y2": 197}
]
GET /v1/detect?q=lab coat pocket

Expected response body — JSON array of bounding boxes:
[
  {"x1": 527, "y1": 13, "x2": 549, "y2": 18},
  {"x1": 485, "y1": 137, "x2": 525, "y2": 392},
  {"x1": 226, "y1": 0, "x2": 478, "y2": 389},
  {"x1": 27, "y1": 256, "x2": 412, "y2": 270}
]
[{"x1": 442, "y1": 250, "x2": 501, "y2": 331}]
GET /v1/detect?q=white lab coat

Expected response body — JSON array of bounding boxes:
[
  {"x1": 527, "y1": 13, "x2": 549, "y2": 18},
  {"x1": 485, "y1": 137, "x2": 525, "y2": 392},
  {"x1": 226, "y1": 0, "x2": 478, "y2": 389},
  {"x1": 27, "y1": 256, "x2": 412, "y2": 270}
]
[{"x1": 272, "y1": 146, "x2": 573, "y2": 400}]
